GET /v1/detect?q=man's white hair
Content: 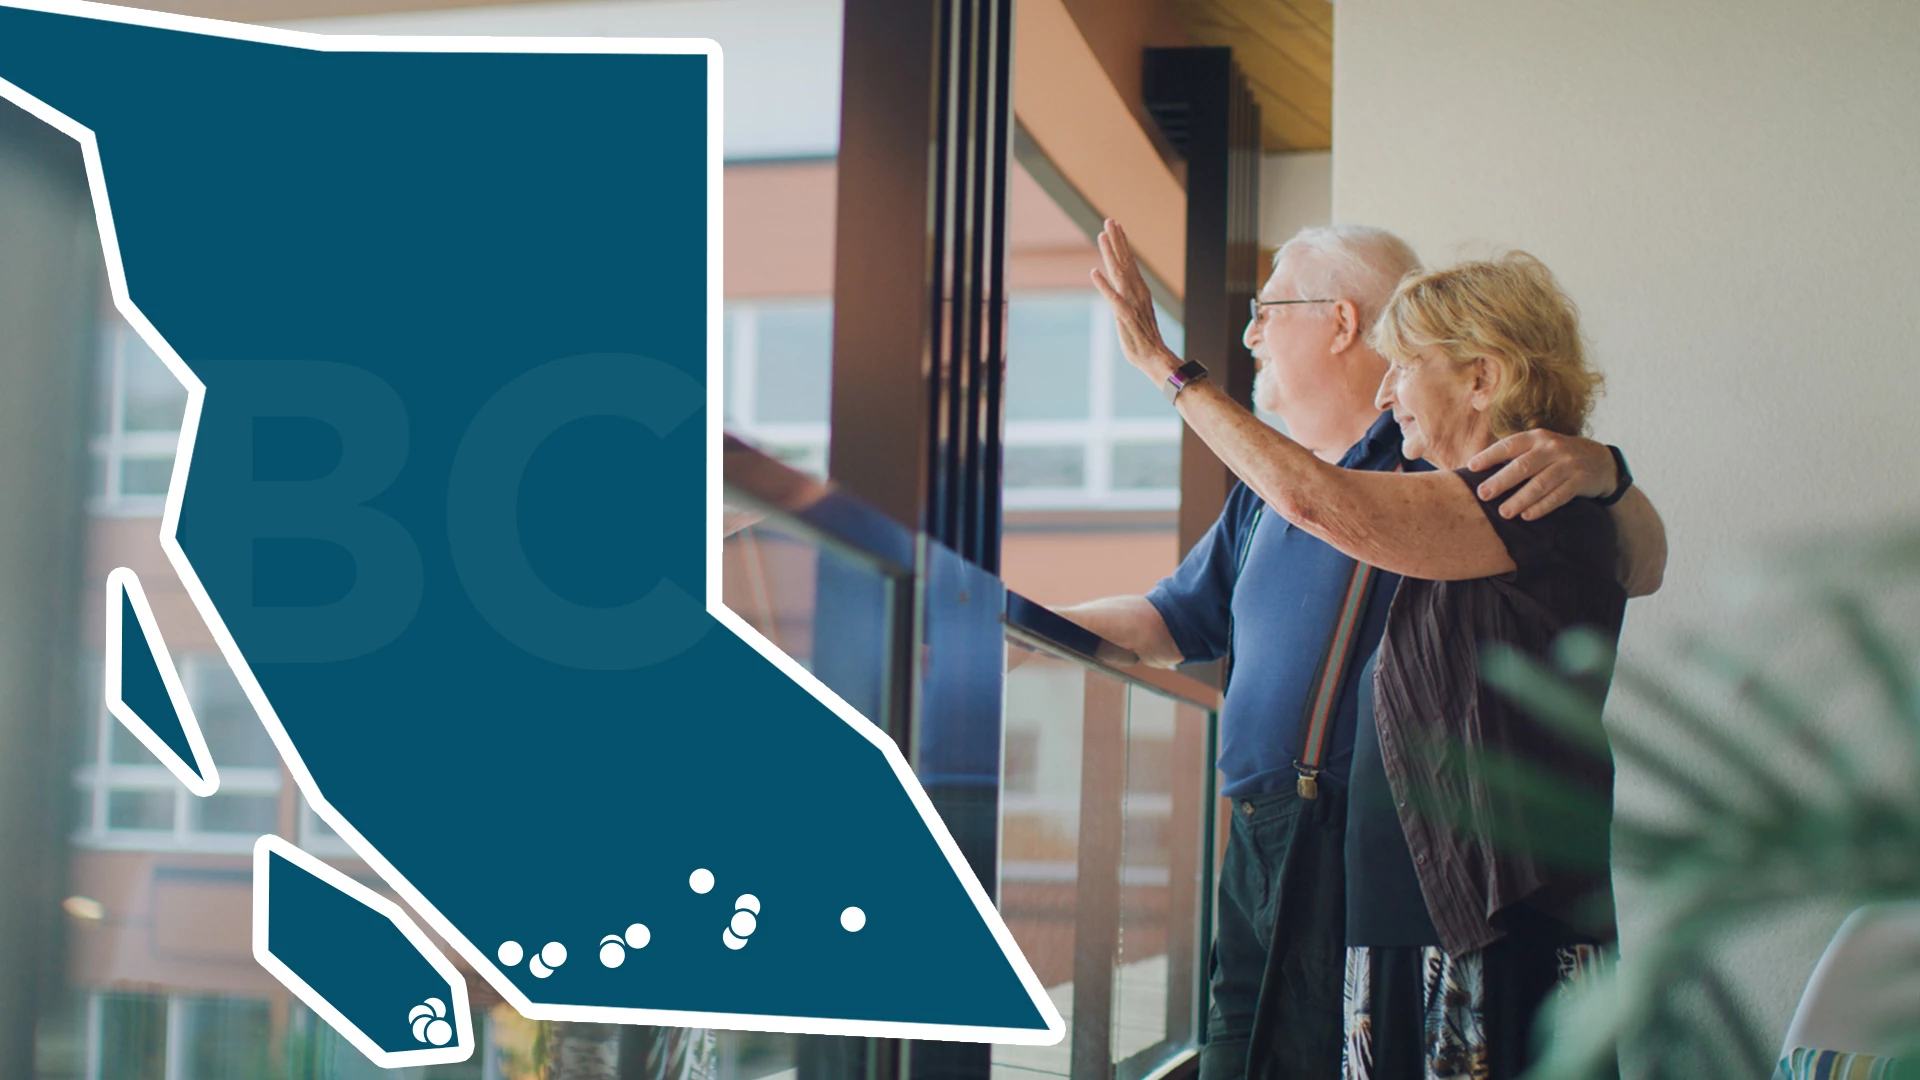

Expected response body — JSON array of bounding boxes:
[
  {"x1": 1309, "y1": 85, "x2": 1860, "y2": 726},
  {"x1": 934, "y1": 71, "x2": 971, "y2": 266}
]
[{"x1": 1272, "y1": 224, "x2": 1422, "y2": 336}]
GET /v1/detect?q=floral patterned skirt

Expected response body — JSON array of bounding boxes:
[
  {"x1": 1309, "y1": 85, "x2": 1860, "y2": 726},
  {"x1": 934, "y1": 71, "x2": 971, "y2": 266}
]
[{"x1": 1341, "y1": 940, "x2": 1603, "y2": 1080}]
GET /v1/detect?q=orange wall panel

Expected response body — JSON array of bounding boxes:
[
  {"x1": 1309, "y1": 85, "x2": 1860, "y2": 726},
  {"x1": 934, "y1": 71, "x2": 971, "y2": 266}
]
[
  {"x1": 724, "y1": 161, "x2": 839, "y2": 298},
  {"x1": 1000, "y1": 529, "x2": 1178, "y2": 609}
]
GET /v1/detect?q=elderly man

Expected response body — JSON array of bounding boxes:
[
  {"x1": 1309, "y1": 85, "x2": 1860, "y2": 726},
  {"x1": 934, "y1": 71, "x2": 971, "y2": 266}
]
[{"x1": 1060, "y1": 224, "x2": 1665, "y2": 1080}]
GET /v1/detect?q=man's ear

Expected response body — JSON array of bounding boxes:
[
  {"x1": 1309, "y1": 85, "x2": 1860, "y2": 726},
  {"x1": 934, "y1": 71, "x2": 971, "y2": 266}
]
[{"x1": 1329, "y1": 299, "x2": 1360, "y2": 353}]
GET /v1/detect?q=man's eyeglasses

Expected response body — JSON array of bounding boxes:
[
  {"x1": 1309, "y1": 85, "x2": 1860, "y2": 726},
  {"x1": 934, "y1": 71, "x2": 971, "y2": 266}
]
[{"x1": 1249, "y1": 297, "x2": 1337, "y2": 320}]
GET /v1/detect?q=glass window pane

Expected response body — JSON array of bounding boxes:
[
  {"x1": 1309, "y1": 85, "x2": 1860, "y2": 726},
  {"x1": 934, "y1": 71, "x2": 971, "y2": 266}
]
[
  {"x1": 720, "y1": 516, "x2": 897, "y2": 722},
  {"x1": 106, "y1": 791, "x2": 174, "y2": 832},
  {"x1": 1111, "y1": 442, "x2": 1180, "y2": 491},
  {"x1": 1006, "y1": 296, "x2": 1092, "y2": 421},
  {"x1": 994, "y1": 642, "x2": 1086, "y2": 1080},
  {"x1": 97, "y1": 994, "x2": 168, "y2": 1080},
  {"x1": 180, "y1": 997, "x2": 273, "y2": 1080},
  {"x1": 723, "y1": 305, "x2": 738, "y2": 426},
  {"x1": 1112, "y1": 688, "x2": 1209, "y2": 1076},
  {"x1": 303, "y1": 804, "x2": 342, "y2": 844},
  {"x1": 35, "y1": 991, "x2": 87, "y2": 1080},
  {"x1": 118, "y1": 455, "x2": 174, "y2": 497},
  {"x1": 109, "y1": 717, "x2": 156, "y2": 765},
  {"x1": 78, "y1": 655, "x2": 103, "y2": 765},
  {"x1": 93, "y1": 346, "x2": 117, "y2": 436},
  {"x1": 1156, "y1": 304, "x2": 1184, "y2": 361},
  {"x1": 192, "y1": 658, "x2": 278, "y2": 768},
  {"x1": 119, "y1": 333, "x2": 187, "y2": 433},
  {"x1": 752, "y1": 303, "x2": 833, "y2": 424},
  {"x1": 194, "y1": 794, "x2": 279, "y2": 836},
  {"x1": 1005, "y1": 445, "x2": 1085, "y2": 489},
  {"x1": 1110, "y1": 305, "x2": 1184, "y2": 419}
]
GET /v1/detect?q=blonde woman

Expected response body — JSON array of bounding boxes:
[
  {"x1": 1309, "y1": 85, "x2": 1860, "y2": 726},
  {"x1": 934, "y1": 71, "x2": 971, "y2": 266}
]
[{"x1": 1093, "y1": 223, "x2": 1623, "y2": 1079}]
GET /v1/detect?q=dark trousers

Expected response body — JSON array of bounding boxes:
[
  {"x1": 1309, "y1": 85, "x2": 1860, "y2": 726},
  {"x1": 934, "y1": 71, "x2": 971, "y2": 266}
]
[{"x1": 1199, "y1": 784, "x2": 1347, "y2": 1080}]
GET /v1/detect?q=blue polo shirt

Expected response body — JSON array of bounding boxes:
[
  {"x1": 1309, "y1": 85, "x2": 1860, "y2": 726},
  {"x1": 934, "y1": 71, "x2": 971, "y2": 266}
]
[{"x1": 1145, "y1": 412, "x2": 1414, "y2": 798}]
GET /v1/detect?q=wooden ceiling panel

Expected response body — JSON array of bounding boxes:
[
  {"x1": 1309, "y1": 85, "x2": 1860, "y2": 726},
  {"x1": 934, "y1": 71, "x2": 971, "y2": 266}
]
[{"x1": 1173, "y1": 0, "x2": 1333, "y2": 152}]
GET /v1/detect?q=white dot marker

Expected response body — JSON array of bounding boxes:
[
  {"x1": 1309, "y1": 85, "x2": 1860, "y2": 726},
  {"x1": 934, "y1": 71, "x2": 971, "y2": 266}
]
[
  {"x1": 541, "y1": 941, "x2": 567, "y2": 968},
  {"x1": 529, "y1": 956, "x2": 552, "y2": 978},
  {"x1": 625, "y1": 923, "x2": 651, "y2": 949},
  {"x1": 731, "y1": 910, "x2": 757, "y2": 937},
  {"x1": 497, "y1": 941, "x2": 524, "y2": 967},
  {"x1": 426, "y1": 1020, "x2": 453, "y2": 1047},
  {"x1": 722, "y1": 929, "x2": 747, "y2": 950},
  {"x1": 841, "y1": 907, "x2": 866, "y2": 932},
  {"x1": 690, "y1": 868, "x2": 714, "y2": 894},
  {"x1": 734, "y1": 894, "x2": 761, "y2": 914},
  {"x1": 599, "y1": 938, "x2": 626, "y2": 968}
]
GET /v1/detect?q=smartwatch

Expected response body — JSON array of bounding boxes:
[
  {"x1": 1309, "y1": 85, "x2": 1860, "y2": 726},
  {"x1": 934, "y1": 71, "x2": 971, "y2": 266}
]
[
  {"x1": 1595, "y1": 445, "x2": 1634, "y2": 506},
  {"x1": 1162, "y1": 359, "x2": 1210, "y2": 404}
]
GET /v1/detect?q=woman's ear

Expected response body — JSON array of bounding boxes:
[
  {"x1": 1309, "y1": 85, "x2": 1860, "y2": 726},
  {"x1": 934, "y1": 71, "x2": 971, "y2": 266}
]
[{"x1": 1470, "y1": 356, "x2": 1502, "y2": 409}]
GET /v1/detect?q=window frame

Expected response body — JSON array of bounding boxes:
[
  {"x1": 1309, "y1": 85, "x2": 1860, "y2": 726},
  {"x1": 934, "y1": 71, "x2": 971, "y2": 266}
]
[
  {"x1": 74, "y1": 653, "x2": 283, "y2": 855},
  {"x1": 725, "y1": 291, "x2": 1184, "y2": 508},
  {"x1": 88, "y1": 319, "x2": 187, "y2": 519}
]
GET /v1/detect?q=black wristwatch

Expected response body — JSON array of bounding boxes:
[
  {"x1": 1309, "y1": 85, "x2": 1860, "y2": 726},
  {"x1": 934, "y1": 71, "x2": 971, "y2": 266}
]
[
  {"x1": 1595, "y1": 445, "x2": 1633, "y2": 506},
  {"x1": 1162, "y1": 359, "x2": 1210, "y2": 404}
]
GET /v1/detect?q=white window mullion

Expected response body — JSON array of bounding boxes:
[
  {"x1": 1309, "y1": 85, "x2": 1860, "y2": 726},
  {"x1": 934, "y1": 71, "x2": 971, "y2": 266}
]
[
  {"x1": 730, "y1": 304, "x2": 757, "y2": 431},
  {"x1": 1087, "y1": 297, "x2": 1117, "y2": 501},
  {"x1": 83, "y1": 991, "x2": 102, "y2": 1080},
  {"x1": 88, "y1": 697, "x2": 107, "y2": 842},
  {"x1": 106, "y1": 330, "x2": 128, "y2": 504},
  {"x1": 163, "y1": 994, "x2": 185, "y2": 1080}
]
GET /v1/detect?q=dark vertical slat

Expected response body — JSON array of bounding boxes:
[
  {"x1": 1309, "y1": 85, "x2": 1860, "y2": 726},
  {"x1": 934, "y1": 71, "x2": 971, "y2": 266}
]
[
  {"x1": 823, "y1": 5, "x2": 948, "y2": 1078},
  {"x1": 944, "y1": 0, "x2": 969, "y2": 558},
  {"x1": 833, "y1": 3, "x2": 1014, "y2": 1078},
  {"x1": 909, "y1": 0, "x2": 1011, "y2": 574},
  {"x1": 1143, "y1": 49, "x2": 1263, "y2": 564},
  {"x1": 926, "y1": 0, "x2": 957, "y2": 545},
  {"x1": 976, "y1": 0, "x2": 1012, "y2": 574},
  {"x1": 959, "y1": 0, "x2": 980, "y2": 565},
  {"x1": 827, "y1": 0, "x2": 941, "y2": 531}
]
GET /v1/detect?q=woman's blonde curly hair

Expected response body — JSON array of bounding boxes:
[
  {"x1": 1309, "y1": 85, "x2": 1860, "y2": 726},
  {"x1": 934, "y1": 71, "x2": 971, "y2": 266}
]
[{"x1": 1369, "y1": 252, "x2": 1604, "y2": 439}]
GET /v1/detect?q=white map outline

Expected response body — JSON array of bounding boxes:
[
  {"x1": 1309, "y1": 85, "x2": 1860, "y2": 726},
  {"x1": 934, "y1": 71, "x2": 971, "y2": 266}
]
[
  {"x1": 0, "y1": 0, "x2": 1067, "y2": 1046},
  {"x1": 253, "y1": 834, "x2": 477, "y2": 1068},
  {"x1": 103, "y1": 564, "x2": 220, "y2": 796}
]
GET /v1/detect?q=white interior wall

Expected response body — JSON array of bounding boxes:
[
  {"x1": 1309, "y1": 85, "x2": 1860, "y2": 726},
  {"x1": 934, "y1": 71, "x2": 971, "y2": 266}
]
[
  {"x1": 1258, "y1": 150, "x2": 1331, "y2": 249},
  {"x1": 1334, "y1": 0, "x2": 1920, "y2": 1061}
]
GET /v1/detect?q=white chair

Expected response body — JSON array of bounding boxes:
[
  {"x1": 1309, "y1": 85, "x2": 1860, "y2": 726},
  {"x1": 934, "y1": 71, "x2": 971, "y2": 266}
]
[{"x1": 1782, "y1": 902, "x2": 1920, "y2": 1061}]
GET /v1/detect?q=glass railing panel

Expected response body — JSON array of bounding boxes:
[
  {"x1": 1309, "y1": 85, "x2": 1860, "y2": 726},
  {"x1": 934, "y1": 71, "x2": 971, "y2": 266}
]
[
  {"x1": 720, "y1": 508, "x2": 901, "y2": 726},
  {"x1": 716, "y1": 504, "x2": 900, "y2": 1080},
  {"x1": 722, "y1": 516, "x2": 830, "y2": 670},
  {"x1": 1112, "y1": 686, "x2": 1211, "y2": 1080},
  {"x1": 991, "y1": 639, "x2": 1088, "y2": 1080}
]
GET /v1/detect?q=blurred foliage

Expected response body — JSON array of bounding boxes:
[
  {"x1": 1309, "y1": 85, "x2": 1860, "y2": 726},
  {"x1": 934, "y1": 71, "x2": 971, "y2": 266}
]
[{"x1": 1476, "y1": 535, "x2": 1920, "y2": 1079}]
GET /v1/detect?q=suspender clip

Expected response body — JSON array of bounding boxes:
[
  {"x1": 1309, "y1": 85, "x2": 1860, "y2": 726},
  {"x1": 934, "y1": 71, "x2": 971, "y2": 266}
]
[{"x1": 1293, "y1": 761, "x2": 1321, "y2": 801}]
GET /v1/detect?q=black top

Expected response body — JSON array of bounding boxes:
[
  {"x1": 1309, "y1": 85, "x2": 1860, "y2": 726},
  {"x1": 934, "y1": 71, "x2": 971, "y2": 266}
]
[
  {"x1": 1371, "y1": 467, "x2": 1627, "y2": 956},
  {"x1": 1345, "y1": 646, "x2": 1441, "y2": 947}
]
